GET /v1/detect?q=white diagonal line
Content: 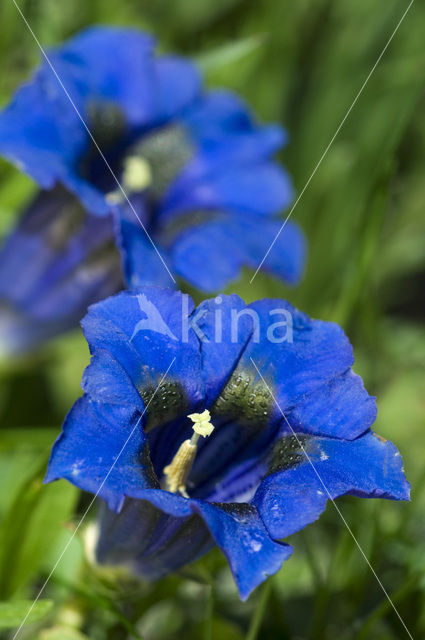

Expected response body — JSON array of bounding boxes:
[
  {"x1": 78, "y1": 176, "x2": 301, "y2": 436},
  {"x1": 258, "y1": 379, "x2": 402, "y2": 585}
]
[
  {"x1": 11, "y1": 0, "x2": 176, "y2": 284},
  {"x1": 250, "y1": 0, "x2": 414, "y2": 284},
  {"x1": 250, "y1": 357, "x2": 413, "y2": 640},
  {"x1": 12, "y1": 357, "x2": 176, "y2": 640}
]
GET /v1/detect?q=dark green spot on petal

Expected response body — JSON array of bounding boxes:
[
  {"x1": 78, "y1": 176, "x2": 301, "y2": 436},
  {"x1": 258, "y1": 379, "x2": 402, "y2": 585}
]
[
  {"x1": 212, "y1": 370, "x2": 273, "y2": 429},
  {"x1": 87, "y1": 101, "x2": 127, "y2": 149},
  {"x1": 140, "y1": 380, "x2": 188, "y2": 431},
  {"x1": 267, "y1": 435, "x2": 307, "y2": 476},
  {"x1": 127, "y1": 125, "x2": 193, "y2": 200}
]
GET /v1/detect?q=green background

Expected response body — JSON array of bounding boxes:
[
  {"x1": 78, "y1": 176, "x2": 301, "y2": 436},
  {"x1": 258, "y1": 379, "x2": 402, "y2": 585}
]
[{"x1": 0, "y1": 1, "x2": 424, "y2": 638}]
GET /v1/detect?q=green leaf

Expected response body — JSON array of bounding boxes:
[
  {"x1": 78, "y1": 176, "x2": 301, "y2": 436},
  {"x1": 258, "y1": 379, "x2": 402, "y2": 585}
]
[
  {"x1": 0, "y1": 170, "x2": 35, "y2": 237},
  {"x1": 45, "y1": 330, "x2": 90, "y2": 412},
  {"x1": 138, "y1": 600, "x2": 183, "y2": 638},
  {"x1": 196, "y1": 34, "x2": 266, "y2": 74},
  {"x1": 0, "y1": 458, "x2": 78, "y2": 598},
  {"x1": 38, "y1": 626, "x2": 89, "y2": 640},
  {"x1": 0, "y1": 429, "x2": 58, "y2": 517},
  {"x1": 245, "y1": 580, "x2": 272, "y2": 640},
  {"x1": 191, "y1": 617, "x2": 243, "y2": 640},
  {"x1": 0, "y1": 599, "x2": 53, "y2": 629}
]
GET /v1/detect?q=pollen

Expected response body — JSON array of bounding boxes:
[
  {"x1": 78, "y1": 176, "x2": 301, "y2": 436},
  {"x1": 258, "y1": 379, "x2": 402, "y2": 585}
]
[
  {"x1": 122, "y1": 156, "x2": 152, "y2": 192},
  {"x1": 162, "y1": 410, "x2": 215, "y2": 498}
]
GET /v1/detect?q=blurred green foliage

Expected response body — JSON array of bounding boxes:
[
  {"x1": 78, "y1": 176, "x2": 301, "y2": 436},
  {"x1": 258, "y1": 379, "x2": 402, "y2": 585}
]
[{"x1": 0, "y1": 0, "x2": 425, "y2": 638}]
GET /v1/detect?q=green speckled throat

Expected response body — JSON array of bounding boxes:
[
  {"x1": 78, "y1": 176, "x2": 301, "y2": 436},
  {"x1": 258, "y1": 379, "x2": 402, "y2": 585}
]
[{"x1": 212, "y1": 369, "x2": 273, "y2": 430}]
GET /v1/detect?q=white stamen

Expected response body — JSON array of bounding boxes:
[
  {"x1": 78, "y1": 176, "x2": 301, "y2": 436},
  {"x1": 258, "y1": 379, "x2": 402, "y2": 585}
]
[
  {"x1": 162, "y1": 410, "x2": 215, "y2": 497},
  {"x1": 105, "y1": 191, "x2": 123, "y2": 205},
  {"x1": 188, "y1": 409, "x2": 215, "y2": 438},
  {"x1": 122, "y1": 156, "x2": 152, "y2": 192}
]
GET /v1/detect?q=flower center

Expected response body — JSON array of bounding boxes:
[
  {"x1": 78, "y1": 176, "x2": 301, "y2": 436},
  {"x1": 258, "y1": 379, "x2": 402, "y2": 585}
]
[
  {"x1": 161, "y1": 410, "x2": 215, "y2": 498},
  {"x1": 106, "y1": 124, "x2": 193, "y2": 207}
]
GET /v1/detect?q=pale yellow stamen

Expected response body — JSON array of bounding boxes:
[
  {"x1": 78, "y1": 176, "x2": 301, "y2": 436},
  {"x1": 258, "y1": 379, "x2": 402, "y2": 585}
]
[
  {"x1": 187, "y1": 409, "x2": 215, "y2": 438},
  {"x1": 122, "y1": 156, "x2": 152, "y2": 192},
  {"x1": 162, "y1": 410, "x2": 215, "y2": 498},
  {"x1": 105, "y1": 191, "x2": 123, "y2": 205}
]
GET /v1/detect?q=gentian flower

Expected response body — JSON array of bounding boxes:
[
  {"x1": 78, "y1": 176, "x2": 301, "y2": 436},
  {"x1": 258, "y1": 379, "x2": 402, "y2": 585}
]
[
  {"x1": 45, "y1": 287, "x2": 409, "y2": 599},
  {"x1": 0, "y1": 27, "x2": 304, "y2": 356}
]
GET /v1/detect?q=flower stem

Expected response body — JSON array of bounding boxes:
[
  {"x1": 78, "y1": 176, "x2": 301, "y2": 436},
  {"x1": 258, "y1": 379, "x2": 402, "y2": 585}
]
[
  {"x1": 245, "y1": 579, "x2": 272, "y2": 640},
  {"x1": 204, "y1": 583, "x2": 214, "y2": 640}
]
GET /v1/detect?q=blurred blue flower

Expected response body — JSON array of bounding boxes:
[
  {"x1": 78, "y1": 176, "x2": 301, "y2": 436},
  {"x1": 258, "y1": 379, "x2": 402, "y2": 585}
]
[
  {"x1": 45, "y1": 287, "x2": 409, "y2": 599},
  {"x1": 0, "y1": 27, "x2": 304, "y2": 356}
]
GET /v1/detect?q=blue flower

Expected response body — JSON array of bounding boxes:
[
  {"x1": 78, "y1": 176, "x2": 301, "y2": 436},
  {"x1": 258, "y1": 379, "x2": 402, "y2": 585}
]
[
  {"x1": 0, "y1": 27, "x2": 305, "y2": 355},
  {"x1": 45, "y1": 287, "x2": 409, "y2": 599},
  {"x1": 0, "y1": 186, "x2": 122, "y2": 356}
]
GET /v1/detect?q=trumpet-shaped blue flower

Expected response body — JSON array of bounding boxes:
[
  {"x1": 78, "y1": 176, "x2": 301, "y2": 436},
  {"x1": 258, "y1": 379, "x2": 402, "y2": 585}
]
[
  {"x1": 45, "y1": 287, "x2": 409, "y2": 599},
  {"x1": 0, "y1": 27, "x2": 304, "y2": 355}
]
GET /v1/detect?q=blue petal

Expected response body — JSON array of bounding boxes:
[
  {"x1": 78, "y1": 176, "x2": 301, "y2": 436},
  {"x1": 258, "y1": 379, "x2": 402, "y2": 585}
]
[
  {"x1": 254, "y1": 431, "x2": 410, "y2": 540},
  {"x1": 195, "y1": 294, "x2": 253, "y2": 404},
  {"x1": 187, "y1": 298, "x2": 374, "y2": 441},
  {"x1": 81, "y1": 288, "x2": 204, "y2": 422},
  {"x1": 152, "y1": 56, "x2": 201, "y2": 122},
  {"x1": 99, "y1": 489, "x2": 292, "y2": 600},
  {"x1": 61, "y1": 172, "x2": 112, "y2": 217},
  {"x1": 179, "y1": 91, "x2": 286, "y2": 178},
  {"x1": 169, "y1": 216, "x2": 241, "y2": 291},
  {"x1": 192, "y1": 502, "x2": 292, "y2": 600},
  {"x1": 169, "y1": 214, "x2": 306, "y2": 291},
  {"x1": 0, "y1": 27, "x2": 156, "y2": 213},
  {"x1": 53, "y1": 27, "x2": 156, "y2": 125},
  {"x1": 156, "y1": 89, "x2": 292, "y2": 224},
  {"x1": 170, "y1": 217, "x2": 241, "y2": 292},
  {"x1": 45, "y1": 395, "x2": 158, "y2": 512},
  {"x1": 176, "y1": 125, "x2": 286, "y2": 184},
  {"x1": 160, "y1": 162, "x2": 293, "y2": 219},
  {"x1": 96, "y1": 499, "x2": 214, "y2": 580},
  {"x1": 196, "y1": 452, "x2": 268, "y2": 504},
  {"x1": 237, "y1": 217, "x2": 306, "y2": 285},
  {"x1": 183, "y1": 90, "x2": 288, "y2": 151},
  {"x1": 182, "y1": 90, "x2": 255, "y2": 138},
  {"x1": 115, "y1": 215, "x2": 174, "y2": 289},
  {"x1": 82, "y1": 348, "x2": 144, "y2": 408},
  {"x1": 189, "y1": 419, "x2": 273, "y2": 503},
  {"x1": 240, "y1": 299, "x2": 372, "y2": 438},
  {"x1": 286, "y1": 368, "x2": 377, "y2": 439},
  {"x1": 0, "y1": 187, "x2": 122, "y2": 355},
  {"x1": 0, "y1": 69, "x2": 85, "y2": 190}
]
